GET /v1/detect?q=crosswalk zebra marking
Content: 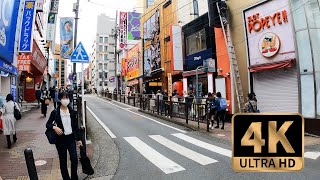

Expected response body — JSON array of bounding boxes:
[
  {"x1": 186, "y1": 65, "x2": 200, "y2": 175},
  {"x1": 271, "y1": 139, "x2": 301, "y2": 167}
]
[
  {"x1": 150, "y1": 135, "x2": 218, "y2": 165},
  {"x1": 172, "y1": 133, "x2": 232, "y2": 158},
  {"x1": 304, "y1": 152, "x2": 320, "y2": 160},
  {"x1": 124, "y1": 137, "x2": 186, "y2": 174}
]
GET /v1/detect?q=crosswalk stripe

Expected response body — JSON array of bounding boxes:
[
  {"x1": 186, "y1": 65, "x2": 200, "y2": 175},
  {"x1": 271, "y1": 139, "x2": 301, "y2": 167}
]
[
  {"x1": 150, "y1": 135, "x2": 218, "y2": 165},
  {"x1": 304, "y1": 152, "x2": 320, "y2": 160},
  {"x1": 124, "y1": 137, "x2": 186, "y2": 174},
  {"x1": 172, "y1": 133, "x2": 232, "y2": 158}
]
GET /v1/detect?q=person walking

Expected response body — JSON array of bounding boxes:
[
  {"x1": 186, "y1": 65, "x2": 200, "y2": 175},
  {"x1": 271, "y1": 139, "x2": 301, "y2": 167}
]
[
  {"x1": 244, "y1": 93, "x2": 258, "y2": 113},
  {"x1": 0, "y1": 94, "x2": 19, "y2": 149},
  {"x1": 52, "y1": 87, "x2": 60, "y2": 109},
  {"x1": 215, "y1": 92, "x2": 227, "y2": 129},
  {"x1": 46, "y1": 92, "x2": 82, "y2": 180},
  {"x1": 207, "y1": 93, "x2": 218, "y2": 129},
  {"x1": 41, "y1": 88, "x2": 50, "y2": 117},
  {"x1": 35, "y1": 84, "x2": 42, "y2": 108}
]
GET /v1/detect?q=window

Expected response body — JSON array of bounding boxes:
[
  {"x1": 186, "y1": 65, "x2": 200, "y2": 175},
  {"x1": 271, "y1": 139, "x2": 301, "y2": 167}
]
[
  {"x1": 104, "y1": 72, "x2": 108, "y2": 78},
  {"x1": 109, "y1": 52, "x2": 114, "y2": 54},
  {"x1": 186, "y1": 29, "x2": 207, "y2": 56},
  {"x1": 104, "y1": 82, "x2": 108, "y2": 86},
  {"x1": 104, "y1": 54, "x2": 108, "y2": 60},
  {"x1": 104, "y1": 46, "x2": 108, "y2": 52},
  {"x1": 99, "y1": 37, "x2": 103, "y2": 43},
  {"x1": 99, "y1": 82, "x2": 103, "y2": 86},
  {"x1": 99, "y1": 72, "x2": 103, "y2": 79},
  {"x1": 147, "y1": 0, "x2": 155, "y2": 9},
  {"x1": 99, "y1": 54, "x2": 103, "y2": 60},
  {"x1": 98, "y1": 64, "x2": 103, "y2": 70},
  {"x1": 104, "y1": 64, "x2": 108, "y2": 70},
  {"x1": 99, "y1": 45, "x2": 103, "y2": 52},
  {"x1": 104, "y1": 37, "x2": 108, "y2": 43}
]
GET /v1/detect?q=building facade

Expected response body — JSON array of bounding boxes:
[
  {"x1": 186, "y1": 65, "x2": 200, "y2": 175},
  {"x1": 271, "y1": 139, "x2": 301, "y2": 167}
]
[
  {"x1": 92, "y1": 14, "x2": 116, "y2": 93},
  {"x1": 220, "y1": 0, "x2": 320, "y2": 134},
  {"x1": 53, "y1": 44, "x2": 68, "y2": 88}
]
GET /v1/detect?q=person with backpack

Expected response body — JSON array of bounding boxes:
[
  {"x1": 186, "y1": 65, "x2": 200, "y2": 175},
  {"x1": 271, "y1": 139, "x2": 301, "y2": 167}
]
[
  {"x1": 244, "y1": 93, "x2": 259, "y2": 113},
  {"x1": 207, "y1": 93, "x2": 218, "y2": 129},
  {"x1": 215, "y1": 92, "x2": 227, "y2": 129}
]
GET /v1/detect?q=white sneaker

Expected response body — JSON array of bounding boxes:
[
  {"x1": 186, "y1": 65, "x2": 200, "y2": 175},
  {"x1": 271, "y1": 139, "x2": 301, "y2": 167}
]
[{"x1": 209, "y1": 124, "x2": 212, "y2": 128}]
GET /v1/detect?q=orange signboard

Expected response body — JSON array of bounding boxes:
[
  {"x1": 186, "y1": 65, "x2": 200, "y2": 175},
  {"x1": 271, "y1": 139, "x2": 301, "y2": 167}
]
[
  {"x1": 18, "y1": 53, "x2": 32, "y2": 72},
  {"x1": 126, "y1": 44, "x2": 139, "y2": 80}
]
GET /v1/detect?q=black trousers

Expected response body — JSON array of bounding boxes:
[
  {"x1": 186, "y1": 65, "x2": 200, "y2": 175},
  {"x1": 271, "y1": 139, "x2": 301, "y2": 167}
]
[
  {"x1": 41, "y1": 101, "x2": 48, "y2": 115},
  {"x1": 55, "y1": 134, "x2": 78, "y2": 180},
  {"x1": 216, "y1": 110, "x2": 226, "y2": 127}
]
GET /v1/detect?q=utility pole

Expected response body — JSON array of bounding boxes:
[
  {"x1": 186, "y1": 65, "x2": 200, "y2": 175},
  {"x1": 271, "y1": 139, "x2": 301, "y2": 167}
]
[
  {"x1": 114, "y1": 10, "x2": 118, "y2": 93},
  {"x1": 73, "y1": 0, "x2": 80, "y2": 91}
]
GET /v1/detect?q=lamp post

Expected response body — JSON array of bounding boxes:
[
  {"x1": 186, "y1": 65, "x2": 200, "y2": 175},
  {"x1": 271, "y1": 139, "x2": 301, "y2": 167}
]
[{"x1": 72, "y1": 0, "x2": 80, "y2": 91}]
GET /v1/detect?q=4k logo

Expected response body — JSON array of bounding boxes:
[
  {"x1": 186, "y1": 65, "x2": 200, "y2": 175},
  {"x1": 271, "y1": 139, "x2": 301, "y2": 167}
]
[{"x1": 232, "y1": 113, "x2": 304, "y2": 172}]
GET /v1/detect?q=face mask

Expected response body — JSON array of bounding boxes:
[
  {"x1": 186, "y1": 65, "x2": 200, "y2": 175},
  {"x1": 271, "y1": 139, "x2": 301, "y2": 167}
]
[{"x1": 61, "y1": 99, "x2": 70, "y2": 107}]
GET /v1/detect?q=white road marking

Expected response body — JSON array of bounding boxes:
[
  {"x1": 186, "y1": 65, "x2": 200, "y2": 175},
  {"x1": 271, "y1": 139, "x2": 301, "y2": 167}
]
[
  {"x1": 94, "y1": 96, "x2": 187, "y2": 133},
  {"x1": 304, "y1": 152, "x2": 320, "y2": 160},
  {"x1": 150, "y1": 135, "x2": 218, "y2": 165},
  {"x1": 124, "y1": 137, "x2": 185, "y2": 174},
  {"x1": 172, "y1": 133, "x2": 232, "y2": 158},
  {"x1": 87, "y1": 106, "x2": 117, "y2": 138}
]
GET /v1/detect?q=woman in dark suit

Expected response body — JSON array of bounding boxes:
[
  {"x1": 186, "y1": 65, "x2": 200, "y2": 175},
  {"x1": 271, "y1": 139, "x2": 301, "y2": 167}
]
[
  {"x1": 46, "y1": 92, "x2": 82, "y2": 180},
  {"x1": 41, "y1": 88, "x2": 50, "y2": 117}
]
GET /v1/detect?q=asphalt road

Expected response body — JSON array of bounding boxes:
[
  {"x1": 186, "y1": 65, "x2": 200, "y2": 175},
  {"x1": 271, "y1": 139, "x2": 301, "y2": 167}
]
[{"x1": 85, "y1": 95, "x2": 320, "y2": 180}]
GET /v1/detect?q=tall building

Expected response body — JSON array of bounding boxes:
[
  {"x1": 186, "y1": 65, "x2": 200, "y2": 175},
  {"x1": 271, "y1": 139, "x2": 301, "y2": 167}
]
[
  {"x1": 53, "y1": 44, "x2": 68, "y2": 88},
  {"x1": 92, "y1": 14, "x2": 116, "y2": 93}
]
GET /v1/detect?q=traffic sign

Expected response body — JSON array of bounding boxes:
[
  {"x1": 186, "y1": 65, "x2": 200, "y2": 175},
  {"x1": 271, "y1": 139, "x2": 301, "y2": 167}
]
[{"x1": 70, "y1": 42, "x2": 89, "y2": 63}]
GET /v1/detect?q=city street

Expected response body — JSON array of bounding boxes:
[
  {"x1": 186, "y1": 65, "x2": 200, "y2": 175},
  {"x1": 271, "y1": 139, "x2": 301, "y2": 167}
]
[{"x1": 85, "y1": 95, "x2": 320, "y2": 180}]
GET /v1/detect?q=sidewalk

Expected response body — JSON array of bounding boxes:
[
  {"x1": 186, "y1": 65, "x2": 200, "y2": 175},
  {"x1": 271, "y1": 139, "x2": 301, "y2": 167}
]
[{"x1": 0, "y1": 104, "x2": 94, "y2": 180}]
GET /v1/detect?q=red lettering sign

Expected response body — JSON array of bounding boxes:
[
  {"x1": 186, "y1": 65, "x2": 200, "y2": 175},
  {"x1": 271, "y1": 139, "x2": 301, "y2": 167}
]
[{"x1": 247, "y1": 10, "x2": 288, "y2": 33}]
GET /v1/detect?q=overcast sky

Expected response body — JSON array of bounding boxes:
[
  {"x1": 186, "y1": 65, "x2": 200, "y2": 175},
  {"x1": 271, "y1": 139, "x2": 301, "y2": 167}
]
[{"x1": 56, "y1": 0, "x2": 136, "y2": 72}]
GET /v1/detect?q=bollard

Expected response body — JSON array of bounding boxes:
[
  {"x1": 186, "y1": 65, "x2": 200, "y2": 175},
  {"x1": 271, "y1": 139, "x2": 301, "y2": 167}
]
[
  {"x1": 24, "y1": 148, "x2": 39, "y2": 180},
  {"x1": 80, "y1": 126, "x2": 87, "y2": 153}
]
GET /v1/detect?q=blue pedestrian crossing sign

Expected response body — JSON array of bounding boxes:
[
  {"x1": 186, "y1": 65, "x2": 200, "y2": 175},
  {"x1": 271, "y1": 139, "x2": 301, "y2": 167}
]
[{"x1": 70, "y1": 42, "x2": 90, "y2": 63}]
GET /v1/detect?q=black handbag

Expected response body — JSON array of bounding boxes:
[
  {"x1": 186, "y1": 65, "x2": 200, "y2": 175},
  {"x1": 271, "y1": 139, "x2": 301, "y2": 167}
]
[
  {"x1": 14, "y1": 103, "x2": 21, "y2": 120},
  {"x1": 45, "y1": 111, "x2": 58, "y2": 144},
  {"x1": 80, "y1": 146, "x2": 94, "y2": 175}
]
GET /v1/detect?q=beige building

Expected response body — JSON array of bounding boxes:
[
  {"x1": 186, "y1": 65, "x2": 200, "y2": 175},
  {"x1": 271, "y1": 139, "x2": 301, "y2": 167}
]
[{"x1": 54, "y1": 44, "x2": 69, "y2": 88}]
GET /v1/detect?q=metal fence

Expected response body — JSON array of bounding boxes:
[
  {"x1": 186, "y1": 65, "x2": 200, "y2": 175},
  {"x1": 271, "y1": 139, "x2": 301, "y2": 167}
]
[{"x1": 102, "y1": 92, "x2": 230, "y2": 132}]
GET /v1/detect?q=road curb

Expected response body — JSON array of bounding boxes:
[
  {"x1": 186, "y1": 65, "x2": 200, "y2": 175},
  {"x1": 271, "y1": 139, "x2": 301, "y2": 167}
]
[{"x1": 85, "y1": 108, "x2": 120, "y2": 179}]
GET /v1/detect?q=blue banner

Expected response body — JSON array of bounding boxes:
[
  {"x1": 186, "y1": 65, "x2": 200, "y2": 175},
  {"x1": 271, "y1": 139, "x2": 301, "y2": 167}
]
[
  {"x1": 19, "y1": 0, "x2": 36, "y2": 52},
  {"x1": 60, "y1": 17, "x2": 74, "y2": 59},
  {"x1": 0, "y1": 60, "x2": 18, "y2": 75},
  {"x1": 184, "y1": 48, "x2": 213, "y2": 71},
  {"x1": 0, "y1": 0, "x2": 20, "y2": 64}
]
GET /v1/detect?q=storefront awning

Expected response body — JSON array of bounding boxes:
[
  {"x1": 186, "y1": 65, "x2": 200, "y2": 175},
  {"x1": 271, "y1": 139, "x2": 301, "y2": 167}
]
[{"x1": 249, "y1": 59, "x2": 296, "y2": 73}]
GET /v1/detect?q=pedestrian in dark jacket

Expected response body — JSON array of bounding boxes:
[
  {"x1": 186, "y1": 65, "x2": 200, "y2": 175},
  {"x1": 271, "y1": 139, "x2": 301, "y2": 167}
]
[
  {"x1": 41, "y1": 88, "x2": 50, "y2": 117},
  {"x1": 46, "y1": 92, "x2": 82, "y2": 180},
  {"x1": 35, "y1": 85, "x2": 42, "y2": 108}
]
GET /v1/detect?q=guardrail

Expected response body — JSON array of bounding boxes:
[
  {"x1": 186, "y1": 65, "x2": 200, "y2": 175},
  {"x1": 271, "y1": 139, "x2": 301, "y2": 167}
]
[{"x1": 101, "y1": 92, "x2": 230, "y2": 132}]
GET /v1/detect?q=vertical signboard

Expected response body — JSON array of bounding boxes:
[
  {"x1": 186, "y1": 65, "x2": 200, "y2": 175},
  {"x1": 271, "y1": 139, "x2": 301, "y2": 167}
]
[
  {"x1": 19, "y1": 0, "x2": 37, "y2": 53},
  {"x1": 143, "y1": 10, "x2": 160, "y2": 77},
  {"x1": 60, "y1": 17, "x2": 74, "y2": 59},
  {"x1": 119, "y1": 12, "x2": 128, "y2": 49},
  {"x1": 126, "y1": 44, "x2": 139, "y2": 80},
  {"x1": 36, "y1": 0, "x2": 44, "y2": 12},
  {"x1": 50, "y1": 0, "x2": 60, "y2": 14},
  {"x1": 0, "y1": 0, "x2": 20, "y2": 64},
  {"x1": 47, "y1": 13, "x2": 56, "y2": 41},
  {"x1": 128, "y1": 12, "x2": 141, "y2": 40},
  {"x1": 168, "y1": 73, "x2": 172, "y2": 97},
  {"x1": 170, "y1": 25, "x2": 183, "y2": 71},
  {"x1": 11, "y1": 76, "x2": 17, "y2": 102},
  {"x1": 121, "y1": 58, "x2": 127, "y2": 76}
]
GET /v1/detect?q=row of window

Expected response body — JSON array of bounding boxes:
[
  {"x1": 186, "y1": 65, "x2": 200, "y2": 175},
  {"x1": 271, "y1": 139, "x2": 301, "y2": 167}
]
[
  {"x1": 99, "y1": 72, "x2": 108, "y2": 79},
  {"x1": 99, "y1": 36, "x2": 108, "y2": 43}
]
